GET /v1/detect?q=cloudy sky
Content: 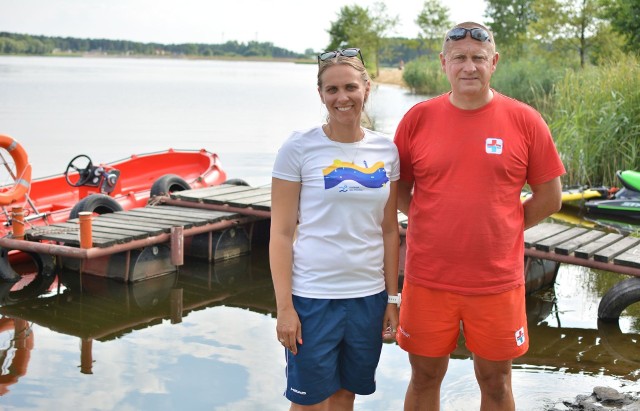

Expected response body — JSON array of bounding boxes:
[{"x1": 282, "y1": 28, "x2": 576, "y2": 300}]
[{"x1": 0, "y1": 0, "x2": 487, "y2": 53}]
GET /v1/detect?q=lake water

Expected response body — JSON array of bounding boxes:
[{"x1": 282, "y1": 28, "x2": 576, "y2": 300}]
[{"x1": 0, "y1": 56, "x2": 638, "y2": 410}]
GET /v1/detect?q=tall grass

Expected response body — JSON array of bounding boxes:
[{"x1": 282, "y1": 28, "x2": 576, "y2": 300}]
[
  {"x1": 402, "y1": 56, "x2": 449, "y2": 96},
  {"x1": 547, "y1": 55, "x2": 640, "y2": 186},
  {"x1": 491, "y1": 58, "x2": 565, "y2": 110}
]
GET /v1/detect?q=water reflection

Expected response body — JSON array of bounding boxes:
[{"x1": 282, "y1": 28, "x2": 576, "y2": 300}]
[
  {"x1": 0, "y1": 247, "x2": 275, "y2": 367},
  {"x1": 439, "y1": 287, "x2": 640, "y2": 381},
  {"x1": 0, "y1": 240, "x2": 638, "y2": 409}
]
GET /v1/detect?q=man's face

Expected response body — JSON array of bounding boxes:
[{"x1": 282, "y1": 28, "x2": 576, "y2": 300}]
[{"x1": 440, "y1": 36, "x2": 498, "y2": 98}]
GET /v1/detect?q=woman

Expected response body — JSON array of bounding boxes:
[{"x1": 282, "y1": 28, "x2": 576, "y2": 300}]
[{"x1": 269, "y1": 48, "x2": 400, "y2": 410}]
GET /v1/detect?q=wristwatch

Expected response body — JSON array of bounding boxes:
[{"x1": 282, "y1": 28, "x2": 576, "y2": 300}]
[{"x1": 388, "y1": 293, "x2": 401, "y2": 306}]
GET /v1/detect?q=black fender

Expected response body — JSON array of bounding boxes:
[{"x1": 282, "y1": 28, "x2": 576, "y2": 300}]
[
  {"x1": 0, "y1": 248, "x2": 56, "y2": 304},
  {"x1": 0, "y1": 247, "x2": 19, "y2": 282},
  {"x1": 598, "y1": 277, "x2": 640, "y2": 321},
  {"x1": 223, "y1": 178, "x2": 250, "y2": 186},
  {"x1": 69, "y1": 194, "x2": 124, "y2": 220},
  {"x1": 150, "y1": 174, "x2": 191, "y2": 197}
]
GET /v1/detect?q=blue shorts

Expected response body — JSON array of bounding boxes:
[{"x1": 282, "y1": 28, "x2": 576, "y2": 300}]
[{"x1": 284, "y1": 291, "x2": 387, "y2": 405}]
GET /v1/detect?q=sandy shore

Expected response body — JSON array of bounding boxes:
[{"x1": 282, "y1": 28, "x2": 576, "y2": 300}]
[{"x1": 374, "y1": 67, "x2": 407, "y2": 88}]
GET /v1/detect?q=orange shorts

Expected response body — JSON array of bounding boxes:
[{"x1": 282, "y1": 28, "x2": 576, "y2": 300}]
[{"x1": 396, "y1": 281, "x2": 529, "y2": 361}]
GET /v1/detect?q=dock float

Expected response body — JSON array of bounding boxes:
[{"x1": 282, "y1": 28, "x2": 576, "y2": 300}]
[{"x1": 1, "y1": 184, "x2": 639, "y2": 319}]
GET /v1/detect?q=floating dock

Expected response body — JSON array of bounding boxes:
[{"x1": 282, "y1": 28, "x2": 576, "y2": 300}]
[{"x1": 0, "y1": 184, "x2": 639, "y2": 319}]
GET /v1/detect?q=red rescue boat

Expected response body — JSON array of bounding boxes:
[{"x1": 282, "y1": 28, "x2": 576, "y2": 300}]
[{"x1": 0, "y1": 134, "x2": 229, "y2": 279}]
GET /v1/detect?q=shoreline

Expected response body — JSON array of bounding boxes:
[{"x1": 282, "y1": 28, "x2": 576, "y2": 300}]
[
  {"x1": 374, "y1": 67, "x2": 407, "y2": 88},
  {"x1": 2, "y1": 52, "x2": 408, "y2": 88}
]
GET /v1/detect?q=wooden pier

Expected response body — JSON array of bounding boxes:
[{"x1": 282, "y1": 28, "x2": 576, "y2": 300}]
[
  {"x1": 0, "y1": 184, "x2": 273, "y2": 282},
  {"x1": 396, "y1": 216, "x2": 640, "y2": 278},
  {"x1": 0, "y1": 184, "x2": 639, "y2": 318}
]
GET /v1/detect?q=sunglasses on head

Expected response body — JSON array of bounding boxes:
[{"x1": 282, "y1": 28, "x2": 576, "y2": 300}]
[
  {"x1": 317, "y1": 48, "x2": 365, "y2": 65},
  {"x1": 445, "y1": 27, "x2": 491, "y2": 43}
]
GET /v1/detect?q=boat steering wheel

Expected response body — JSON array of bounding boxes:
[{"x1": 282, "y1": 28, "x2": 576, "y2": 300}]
[{"x1": 64, "y1": 154, "x2": 94, "y2": 187}]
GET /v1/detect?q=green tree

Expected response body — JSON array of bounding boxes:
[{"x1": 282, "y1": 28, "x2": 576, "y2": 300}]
[
  {"x1": 587, "y1": 22, "x2": 627, "y2": 64},
  {"x1": 326, "y1": 2, "x2": 398, "y2": 76},
  {"x1": 601, "y1": 0, "x2": 640, "y2": 53},
  {"x1": 415, "y1": 0, "x2": 452, "y2": 55},
  {"x1": 327, "y1": 5, "x2": 372, "y2": 51},
  {"x1": 484, "y1": 0, "x2": 535, "y2": 57},
  {"x1": 530, "y1": 0, "x2": 603, "y2": 67}
]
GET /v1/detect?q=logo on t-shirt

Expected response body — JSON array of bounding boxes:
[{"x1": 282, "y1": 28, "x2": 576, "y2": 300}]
[
  {"x1": 323, "y1": 159, "x2": 389, "y2": 190},
  {"x1": 485, "y1": 138, "x2": 503, "y2": 154}
]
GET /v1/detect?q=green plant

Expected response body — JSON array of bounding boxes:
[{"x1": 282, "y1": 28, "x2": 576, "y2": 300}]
[
  {"x1": 547, "y1": 55, "x2": 640, "y2": 186},
  {"x1": 402, "y1": 55, "x2": 449, "y2": 95},
  {"x1": 491, "y1": 58, "x2": 565, "y2": 109}
]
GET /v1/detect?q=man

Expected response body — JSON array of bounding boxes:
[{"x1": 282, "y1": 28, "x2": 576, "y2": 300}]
[{"x1": 394, "y1": 22, "x2": 565, "y2": 410}]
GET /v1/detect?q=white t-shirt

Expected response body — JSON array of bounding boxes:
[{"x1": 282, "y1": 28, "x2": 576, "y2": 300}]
[{"x1": 272, "y1": 126, "x2": 400, "y2": 299}]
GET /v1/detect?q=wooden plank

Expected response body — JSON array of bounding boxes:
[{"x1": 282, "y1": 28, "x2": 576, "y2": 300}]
[
  {"x1": 27, "y1": 221, "x2": 127, "y2": 241},
  {"x1": 123, "y1": 208, "x2": 208, "y2": 222},
  {"x1": 535, "y1": 227, "x2": 588, "y2": 252},
  {"x1": 136, "y1": 206, "x2": 231, "y2": 223},
  {"x1": 26, "y1": 231, "x2": 117, "y2": 248},
  {"x1": 130, "y1": 206, "x2": 215, "y2": 219},
  {"x1": 614, "y1": 246, "x2": 640, "y2": 269},
  {"x1": 172, "y1": 185, "x2": 259, "y2": 201},
  {"x1": 554, "y1": 230, "x2": 608, "y2": 256},
  {"x1": 95, "y1": 214, "x2": 175, "y2": 232},
  {"x1": 574, "y1": 233, "x2": 624, "y2": 259},
  {"x1": 594, "y1": 237, "x2": 640, "y2": 263},
  {"x1": 87, "y1": 225, "x2": 150, "y2": 240},
  {"x1": 102, "y1": 213, "x2": 191, "y2": 229},
  {"x1": 198, "y1": 188, "x2": 271, "y2": 203},
  {"x1": 114, "y1": 210, "x2": 200, "y2": 227},
  {"x1": 224, "y1": 192, "x2": 273, "y2": 208},
  {"x1": 151, "y1": 205, "x2": 236, "y2": 220},
  {"x1": 524, "y1": 223, "x2": 571, "y2": 247},
  {"x1": 51, "y1": 220, "x2": 151, "y2": 239},
  {"x1": 88, "y1": 219, "x2": 165, "y2": 236},
  {"x1": 208, "y1": 193, "x2": 272, "y2": 209}
]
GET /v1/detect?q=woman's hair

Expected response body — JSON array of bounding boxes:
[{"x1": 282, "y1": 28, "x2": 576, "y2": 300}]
[{"x1": 317, "y1": 55, "x2": 370, "y2": 91}]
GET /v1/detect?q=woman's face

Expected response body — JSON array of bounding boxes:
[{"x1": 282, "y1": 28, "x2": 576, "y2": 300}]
[{"x1": 318, "y1": 64, "x2": 370, "y2": 126}]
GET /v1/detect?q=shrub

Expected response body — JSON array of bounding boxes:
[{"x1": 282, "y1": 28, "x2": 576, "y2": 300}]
[{"x1": 402, "y1": 56, "x2": 449, "y2": 96}]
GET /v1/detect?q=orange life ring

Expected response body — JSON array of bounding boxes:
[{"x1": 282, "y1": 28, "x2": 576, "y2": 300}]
[{"x1": 0, "y1": 135, "x2": 31, "y2": 206}]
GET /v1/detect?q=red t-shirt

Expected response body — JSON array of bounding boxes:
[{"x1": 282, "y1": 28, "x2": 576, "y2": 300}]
[{"x1": 394, "y1": 91, "x2": 566, "y2": 295}]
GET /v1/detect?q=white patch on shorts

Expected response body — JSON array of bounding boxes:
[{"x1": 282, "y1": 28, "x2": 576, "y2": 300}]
[{"x1": 514, "y1": 327, "x2": 526, "y2": 346}]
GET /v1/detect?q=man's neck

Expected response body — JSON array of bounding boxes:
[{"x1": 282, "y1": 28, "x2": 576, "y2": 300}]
[{"x1": 449, "y1": 88, "x2": 494, "y2": 110}]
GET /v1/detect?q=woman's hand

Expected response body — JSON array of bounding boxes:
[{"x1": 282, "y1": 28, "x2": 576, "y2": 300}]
[
  {"x1": 382, "y1": 303, "x2": 399, "y2": 343},
  {"x1": 276, "y1": 305, "x2": 302, "y2": 355}
]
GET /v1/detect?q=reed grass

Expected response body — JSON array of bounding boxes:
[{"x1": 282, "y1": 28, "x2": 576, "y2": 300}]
[
  {"x1": 491, "y1": 58, "x2": 564, "y2": 110},
  {"x1": 547, "y1": 55, "x2": 640, "y2": 186}
]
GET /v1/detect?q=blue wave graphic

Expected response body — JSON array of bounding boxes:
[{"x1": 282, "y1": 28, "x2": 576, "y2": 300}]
[{"x1": 323, "y1": 162, "x2": 389, "y2": 189}]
